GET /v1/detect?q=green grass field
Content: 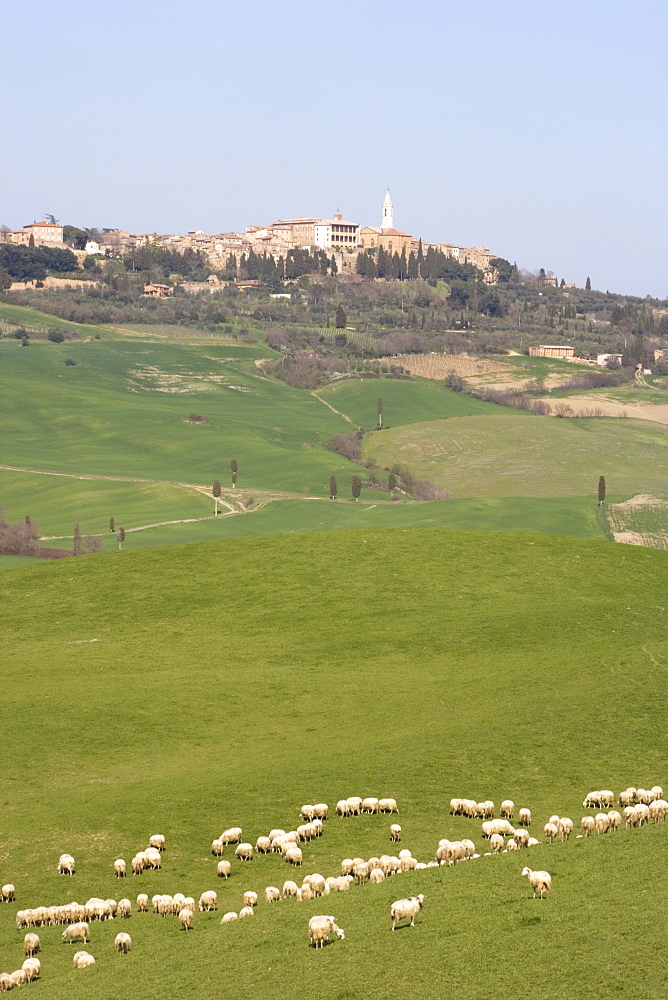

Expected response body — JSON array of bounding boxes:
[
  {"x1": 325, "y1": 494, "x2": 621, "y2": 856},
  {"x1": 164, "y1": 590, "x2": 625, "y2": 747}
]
[
  {"x1": 363, "y1": 413, "x2": 668, "y2": 498},
  {"x1": 0, "y1": 302, "x2": 109, "y2": 340},
  {"x1": 1, "y1": 530, "x2": 667, "y2": 998}
]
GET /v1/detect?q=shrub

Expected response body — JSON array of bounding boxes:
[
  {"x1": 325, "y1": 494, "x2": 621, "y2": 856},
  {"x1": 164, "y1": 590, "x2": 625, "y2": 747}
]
[
  {"x1": 327, "y1": 431, "x2": 364, "y2": 463},
  {"x1": 48, "y1": 330, "x2": 65, "y2": 343},
  {"x1": 64, "y1": 357, "x2": 76, "y2": 366}
]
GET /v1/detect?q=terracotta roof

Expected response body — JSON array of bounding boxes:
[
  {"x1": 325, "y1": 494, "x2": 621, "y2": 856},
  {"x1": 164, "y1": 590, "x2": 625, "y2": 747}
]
[
  {"x1": 379, "y1": 228, "x2": 411, "y2": 237},
  {"x1": 24, "y1": 221, "x2": 63, "y2": 228}
]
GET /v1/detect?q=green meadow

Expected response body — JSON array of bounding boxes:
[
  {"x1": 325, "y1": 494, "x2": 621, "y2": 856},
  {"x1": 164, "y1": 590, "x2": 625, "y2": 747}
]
[{"x1": 1, "y1": 530, "x2": 667, "y2": 999}]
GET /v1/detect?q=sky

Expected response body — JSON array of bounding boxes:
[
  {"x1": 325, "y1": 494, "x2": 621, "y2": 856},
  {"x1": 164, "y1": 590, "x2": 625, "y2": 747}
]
[{"x1": 1, "y1": 0, "x2": 667, "y2": 297}]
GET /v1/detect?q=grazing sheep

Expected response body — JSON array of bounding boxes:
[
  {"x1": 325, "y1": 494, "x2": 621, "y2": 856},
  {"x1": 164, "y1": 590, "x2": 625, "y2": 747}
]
[
  {"x1": 650, "y1": 785, "x2": 663, "y2": 801},
  {"x1": 235, "y1": 843, "x2": 253, "y2": 862},
  {"x1": 543, "y1": 823, "x2": 558, "y2": 844},
  {"x1": 521, "y1": 867, "x2": 551, "y2": 899},
  {"x1": 594, "y1": 812, "x2": 610, "y2": 834},
  {"x1": 490, "y1": 833, "x2": 504, "y2": 854},
  {"x1": 220, "y1": 911, "x2": 238, "y2": 923},
  {"x1": 243, "y1": 891, "x2": 258, "y2": 909},
  {"x1": 73, "y1": 952, "x2": 95, "y2": 968},
  {"x1": 518, "y1": 809, "x2": 531, "y2": 827},
  {"x1": 619, "y1": 787, "x2": 636, "y2": 807},
  {"x1": 211, "y1": 839, "x2": 224, "y2": 857},
  {"x1": 136, "y1": 894, "x2": 148, "y2": 912},
  {"x1": 304, "y1": 874, "x2": 327, "y2": 897},
  {"x1": 379, "y1": 798, "x2": 399, "y2": 814},
  {"x1": 239, "y1": 906, "x2": 254, "y2": 919},
  {"x1": 149, "y1": 834, "x2": 165, "y2": 852},
  {"x1": 353, "y1": 861, "x2": 370, "y2": 884},
  {"x1": 256, "y1": 836, "x2": 271, "y2": 854},
  {"x1": 285, "y1": 846, "x2": 302, "y2": 866},
  {"x1": 308, "y1": 915, "x2": 345, "y2": 948},
  {"x1": 341, "y1": 859, "x2": 354, "y2": 876},
  {"x1": 298, "y1": 884, "x2": 314, "y2": 902},
  {"x1": 506, "y1": 838, "x2": 519, "y2": 851},
  {"x1": 0, "y1": 973, "x2": 13, "y2": 992},
  {"x1": 583, "y1": 790, "x2": 614, "y2": 809},
  {"x1": 58, "y1": 854, "x2": 75, "y2": 875},
  {"x1": 527, "y1": 837, "x2": 540, "y2": 847},
  {"x1": 265, "y1": 886, "x2": 281, "y2": 903},
  {"x1": 116, "y1": 898, "x2": 131, "y2": 918},
  {"x1": 370, "y1": 867, "x2": 385, "y2": 884},
  {"x1": 9, "y1": 970, "x2": 27, "y2": 987},
  {"x1": 607, "y1": 810, "x2": 622, "y2": 831},
  {"x1": 648, "y1": 799, "x2": 668, "y2": 823},
  {"x1": 336, "y1": 800, "x2": 349, "y2": 817},
  {"x1": 144, "y1": 847, "x2": 161, "y2": 870},
  {"x1": 114, "y1": 932, "x2": 132, "y2": 954},
  {"x1": 314, "y1": 803, "x2": 329, "y2": 820},
  {"x1": 500, "y1": 800, "x2": 514, "y2": 819},
  {"x1": 221, "y1": 827, "x2": 243, "y2": 845},
  {"x1": 62, "y1": 922, "x2": 90, "y2": 944},
  {"x1": 23, "y1": 934, "x2": 40, "y2": 957},
  {"x1": 362, "y1": 797, "x2": 380, "y2": 814},
  {"x1": 390, "y1": 895, "x2": 425, "y2": 930},
  {"x1": 514, "y1": 828, "x2": 530, "y2": 848},
  {"x1": 282, "y1": 880, "x2": 299, "y2": 898},
  {"x1": 178, "y1": 908, "x2": 193, "y2": 931},
  {"x1": 132, "y1": 854, "x2": 145, "y2": 874},
  {"x1": 335, "y1": 876, "x2": 350, "y2": 892},
  {"x1": 113, "y1": 859, "x2": 126, "y2": 878},
  {"x1": 1, "y1": 884, "x2": 15, "y2": 903},
  {"x1": 300, "y1": 805, "x2": 316, "y2": 822},
  {"x1": 635, "y1": 803, "x2": 650, "y2": 826},
  {"x1": 482, "y1": 819, "x2": 515, "y2": 838},
  {"x1": 217, "y1": 860, "x2": 231, "y2": 879},
  {"x1": 346, "y1": 796, "x2": 362, "y2": 816},
  {"x1": 581, "y1": 816, "x2": 595, "y2": 836},
  {"x1": 21, "y1": 958, "x2": 40, "y2": 982},
  {"x1": 390, "y1": 824, "x2": 401, "y2": 842},
  {"x1": 557, "y1": 817, "x2": 573, "y2": 841},
  {"x1": 199, "y1": 891, "x2": 218, "y2": 912}
]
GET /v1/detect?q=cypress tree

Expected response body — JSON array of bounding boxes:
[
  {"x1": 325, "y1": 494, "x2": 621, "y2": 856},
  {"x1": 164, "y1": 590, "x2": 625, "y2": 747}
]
[
  {"x1": 109, "y1": 516, "x2": 115, "y2": 533},
  {"x1": 330, "y1": 255, "x2": 338, "y2": 275},
  {"x1": 586, "y1": 276, "x2": 592, "y2": 290},
  {"x1": 73, "y1": 521, "x2": 82, "y2": 556},
  {"x1": 335, "y1": 304, "x2": 347, "y2": 329},
  {"x1": 352, "y1": 475, "x2": 362, "y2": 501},
  {"x1": 230, "y1": 460, "x2": 238, "y2": 488},
  {"x1": 598, "y1": 476, "x2": 606, "y2": 505},
  {"x1": 329, "y1": 475, "x2": 338, "y2": 499},
  {"x1": 117, "y1": 527, "x2": 125, "y2": 550},
  {"x1": 212, "y1": 480, "x2": 222, "y2": 515}
]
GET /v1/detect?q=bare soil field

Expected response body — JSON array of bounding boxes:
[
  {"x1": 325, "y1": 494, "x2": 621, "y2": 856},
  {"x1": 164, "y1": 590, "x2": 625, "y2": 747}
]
[
  {"x1": 606, "y1": 494, "x2": 668, "y2": 549},
  {"x1": 545, "y1": 397, "x2": 668, "y2": 424}
]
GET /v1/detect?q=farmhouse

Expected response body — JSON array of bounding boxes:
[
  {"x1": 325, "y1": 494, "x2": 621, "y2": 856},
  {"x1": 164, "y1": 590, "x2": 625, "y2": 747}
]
[
  {"x1": 142, "y1": 283, "x2": 173, "y2": 298},
  {"x1": 596, "y1": 353, "x2": 623, "y2": 367},
  {"x1": 529, "y1": 345, "x2": 575, "y2": 359}
]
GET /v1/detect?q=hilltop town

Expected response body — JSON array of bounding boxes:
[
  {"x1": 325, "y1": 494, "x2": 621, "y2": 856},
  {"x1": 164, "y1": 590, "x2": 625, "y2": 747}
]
[{"x1": 1, "y1": 191, "x2": 502, "y2": 283}]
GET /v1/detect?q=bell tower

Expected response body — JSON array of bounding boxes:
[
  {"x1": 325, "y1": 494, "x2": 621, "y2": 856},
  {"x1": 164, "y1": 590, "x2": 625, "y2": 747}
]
[{"x1": 381, "y1": 189, "x2": 393, "y2": 230}]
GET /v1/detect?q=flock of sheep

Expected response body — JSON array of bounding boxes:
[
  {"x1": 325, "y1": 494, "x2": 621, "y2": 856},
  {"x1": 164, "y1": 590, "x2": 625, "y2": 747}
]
[{"x1": 0, "y1": 783, "x2": 664, "y2": 984}]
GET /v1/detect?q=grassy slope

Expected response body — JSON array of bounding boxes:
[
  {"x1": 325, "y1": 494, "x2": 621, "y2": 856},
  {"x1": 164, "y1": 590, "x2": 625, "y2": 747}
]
[
  {"x1": 318, "y1": 375, "x2": 507, "y2": 427},
  {"x1": 0, "y1": 301, "x2": 109, "y2": 339},
  {"x1": 1, "y1": 530, "x2": 667, "y2": 998},
  {"x1": 0, "y1": 338, "x2": 366, "y2": 494},
  {"x1": 364, "y1": 413, "x2": 668, "y2": 498}
]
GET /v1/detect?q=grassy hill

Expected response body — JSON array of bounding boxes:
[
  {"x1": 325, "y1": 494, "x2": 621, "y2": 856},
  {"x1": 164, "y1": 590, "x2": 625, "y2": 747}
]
[
  {"x1": 363, "y1": 413, "x2": 668, "y2": 498},
  {"x1": 1, "y1": 530, "x2": 667, "y2": 998}
]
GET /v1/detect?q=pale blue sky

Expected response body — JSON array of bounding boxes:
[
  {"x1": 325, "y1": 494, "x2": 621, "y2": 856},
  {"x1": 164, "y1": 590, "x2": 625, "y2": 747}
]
[{"x1": 1, "y1": 1, "x2": 666, "y2": 296}]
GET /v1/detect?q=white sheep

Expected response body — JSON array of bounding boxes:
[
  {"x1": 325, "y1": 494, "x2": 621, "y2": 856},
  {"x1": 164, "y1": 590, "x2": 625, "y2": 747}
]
[
  {"x1": 607, "y1": 810, "x2": 622, "y2": 831},
  {"x1": 211, "y1": 839, "x2": 224, "y2": 857},
  {"x1": 21, "y1": 958, "x2": 40, "y2": 982},
  {"x1": 116, "y1": 898, "x2": 131, "y2": 918},
  {"x1": 390, "y1": 894, "x2": 425, "y2": 930},
  {"x1": 581, "y1": 816, "x2": 595, "y2": 836},
  {"x1": 490, "y1": 833, "x2": 504, "y2": 853},
  {"x1": 217, "y1": 860, "x2": 231, "y2": 878},
  {"x1": 136, "y1": 893, "x2": 148, "y2": 912},
  {"x1": 114, "y1": 932, "x2": 132, "y2": 954},
  {"x1": 353, "y1": 861, "x2": 370, "y2": 883},
  {"x1": 9, "y1": 970, "x2": 27, "y2": 987},
  {"x1": 336, "y1": 799, "x2": 349, "y2": 817},
  {"x1": 521, "y1": 866, "x2": 551, "y2": 899},
  {"x1": 256, "y1": 836, "x2": 271, "y2": 854},
  {"x1": 369, "y1": 867, "x2": 385, "y2": 884},
  {"x1": 221, "y1": 827, "x2": 243, "y2": 844},
  {"x1": 557, "y1": 817, "x2": 573, "y2": 840},
  {"x1": 543, "y1": 822, "x2": 558, "y2": 843},
  {"x1": 346, "y1": 796, "x2": 363, "y2": 815},
  {"x1": 298, "y1": 884, "x2": 314, "y2": 901},
  {"x1": 199, "y1": 891, "x2": 218, "y2": 911},
  {"x1": 379, "y1": 798, "x2": 399, "y2": 814},
  {"x1": 62, "y1": 922, "x2": 90, "y2": 944},
  {"x1": 0, "y1": 974, "x2": 12, "y2": 991},
  {"x1": 1, "y1": 884, "x2": 15, "y2": 902},
  {"x1": 113, "y1": 859, "x2": 126, "y2": 878},
  {"x1": 220, "y1": 911, "x2": 238, "y2": 923},
  {"x1": 239, "y1": 905, "x2": 254, "y2": 918},
  {"x1": 514, "y1": 828, "x2": 530, "y2": 848},
  {"x1": 243, "y1": 891, "x2": 258, "y2": 909},
  {"x1": 594, "y1": 812, "x2": 610, "y2": 834},
  {"x1": 178, "y1": 908, "x2": 193, "y2": 931},
  {"x1": 149, "y1": 834, "x2": 165, "y2": 852},
  {"x1": 518, "y1": 808, "x2": 531, "y2": 827},
  {"x1": 282, "y1": 880, "x2": 299, "y2": 898},
  {"x1": 132, "y1": 854, "x2": 145, "y2": 874},
  {"x1": 23, "y1": 933, "x2": 40, "y2": 956},
  {"x1": 635, "y1": 803, "x2": 650, "y2": 825},
  {"x1": 308, "y1": 914, "x2": 345, "y2": 948},
  {"x1": 74, "y1": 951, "x2": 95, "y2": 969},
  {"x1": 362, "y1": 797, "x2": 380, "y2": 813},
  {"x1": 314, "y1": 803, "x2": 329, "y2": 820},
  {"x1": 285, "y1": 846, "x2": 302, "y2": 866},
  {"x1": 648, "y1": 799, "x2": 668, "y2": 823},
  {"x1": 58, "y1": 853, "x2": 75, "y2": 875},
  {"x1": 265, "y1": 886, "x2": 280, "y2": 903},
  {"x1": 235, "y1": 843, "x2": 254, "y2": 862},
  {"x1": 500, "y1": 800, "x2": 514, "y2": 818},
  {"x1": 390, "y1": 824, "x2": 401, "y2": 842}
]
